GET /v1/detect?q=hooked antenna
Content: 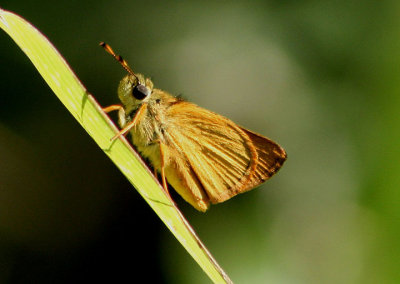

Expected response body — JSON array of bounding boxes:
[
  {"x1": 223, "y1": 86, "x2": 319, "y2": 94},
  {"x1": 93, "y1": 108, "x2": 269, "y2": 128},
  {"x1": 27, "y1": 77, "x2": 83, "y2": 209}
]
[{"x1": 99, "y1": 42, "x2": 138, "y2": 80}]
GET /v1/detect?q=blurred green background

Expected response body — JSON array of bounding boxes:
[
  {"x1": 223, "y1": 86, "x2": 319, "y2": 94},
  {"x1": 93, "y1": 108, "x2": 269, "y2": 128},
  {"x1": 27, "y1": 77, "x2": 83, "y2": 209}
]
[{"x1": 1, "y1": 1, "x2": 400, "y2": 283}]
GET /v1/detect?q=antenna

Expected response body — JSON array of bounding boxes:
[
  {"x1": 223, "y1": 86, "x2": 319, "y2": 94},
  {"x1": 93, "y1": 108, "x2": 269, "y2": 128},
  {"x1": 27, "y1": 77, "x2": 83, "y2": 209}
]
[{"x1": 99, "y1": 42, "x2": 138, "y2": 80}]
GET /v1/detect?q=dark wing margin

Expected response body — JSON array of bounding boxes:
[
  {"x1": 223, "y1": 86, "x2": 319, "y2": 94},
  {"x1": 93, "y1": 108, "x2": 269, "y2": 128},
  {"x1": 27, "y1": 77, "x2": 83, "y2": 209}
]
[{"x1": 239, "y1": 128, "x2": 287, "y2": 191}]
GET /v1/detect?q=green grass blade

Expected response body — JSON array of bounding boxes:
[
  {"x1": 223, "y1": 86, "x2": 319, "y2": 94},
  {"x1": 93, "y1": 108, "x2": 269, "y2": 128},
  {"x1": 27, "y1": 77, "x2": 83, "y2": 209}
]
[{"x1": 0, "y1": 8, "x2": 232, "y2": 284}]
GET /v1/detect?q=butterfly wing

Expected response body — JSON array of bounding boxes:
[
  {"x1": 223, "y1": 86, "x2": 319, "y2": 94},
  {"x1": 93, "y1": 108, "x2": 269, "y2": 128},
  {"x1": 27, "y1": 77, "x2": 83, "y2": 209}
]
[{"x1": 162, "y1": 101, "x2": 286, "y2": 211}]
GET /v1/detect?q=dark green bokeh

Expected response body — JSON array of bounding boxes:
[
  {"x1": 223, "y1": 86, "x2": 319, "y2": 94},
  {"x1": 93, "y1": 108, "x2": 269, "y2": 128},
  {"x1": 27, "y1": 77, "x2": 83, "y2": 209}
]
[{"x1": 1, "y1": 1, "x2": 400, "y2": 283}]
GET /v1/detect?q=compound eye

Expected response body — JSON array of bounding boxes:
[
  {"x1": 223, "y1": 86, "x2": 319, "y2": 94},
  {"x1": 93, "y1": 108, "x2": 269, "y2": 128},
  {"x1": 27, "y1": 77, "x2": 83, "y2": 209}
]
[{"x1": 132, "y1": 84, "x2": 150, "y2": 100}]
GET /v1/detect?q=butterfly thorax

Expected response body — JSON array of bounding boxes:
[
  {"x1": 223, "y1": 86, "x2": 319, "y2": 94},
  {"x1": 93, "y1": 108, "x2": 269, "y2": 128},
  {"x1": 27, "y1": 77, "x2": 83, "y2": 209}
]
[{"x1": 120, "y1": 87, "x2": 179, "y2": 170}]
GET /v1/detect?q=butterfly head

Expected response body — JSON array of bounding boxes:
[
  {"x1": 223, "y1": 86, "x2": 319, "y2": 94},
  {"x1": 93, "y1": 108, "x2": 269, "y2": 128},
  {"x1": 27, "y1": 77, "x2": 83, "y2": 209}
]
[
  {"x1": 99, "y1": 42, "x2": 155, "y2": 111},
  {"x1": 118, "y1": 74, "x2": 154, "y2": 111}
]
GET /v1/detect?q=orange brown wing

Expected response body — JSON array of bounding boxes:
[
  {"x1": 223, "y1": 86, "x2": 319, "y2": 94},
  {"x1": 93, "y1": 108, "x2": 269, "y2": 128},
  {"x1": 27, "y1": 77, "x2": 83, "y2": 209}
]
[{"x1": 163, "y1": 101, "x2": 286, "y2": 210}]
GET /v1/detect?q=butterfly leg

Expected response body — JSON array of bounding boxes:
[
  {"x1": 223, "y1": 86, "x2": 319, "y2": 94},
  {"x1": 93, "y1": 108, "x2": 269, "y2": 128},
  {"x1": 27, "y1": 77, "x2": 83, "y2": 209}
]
[
  {"x1": 102, "y1": 105, "x2": 123, "y2": 113},
  {"x1": 153, "y1": 167, "x2": 158, "y2": 178},
  {"x1": 111, "y1": 103, "x2": 148, "y2": 141},
  {"x1": 158, "y1": 141, "x2": 171, "y2": 199}
]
